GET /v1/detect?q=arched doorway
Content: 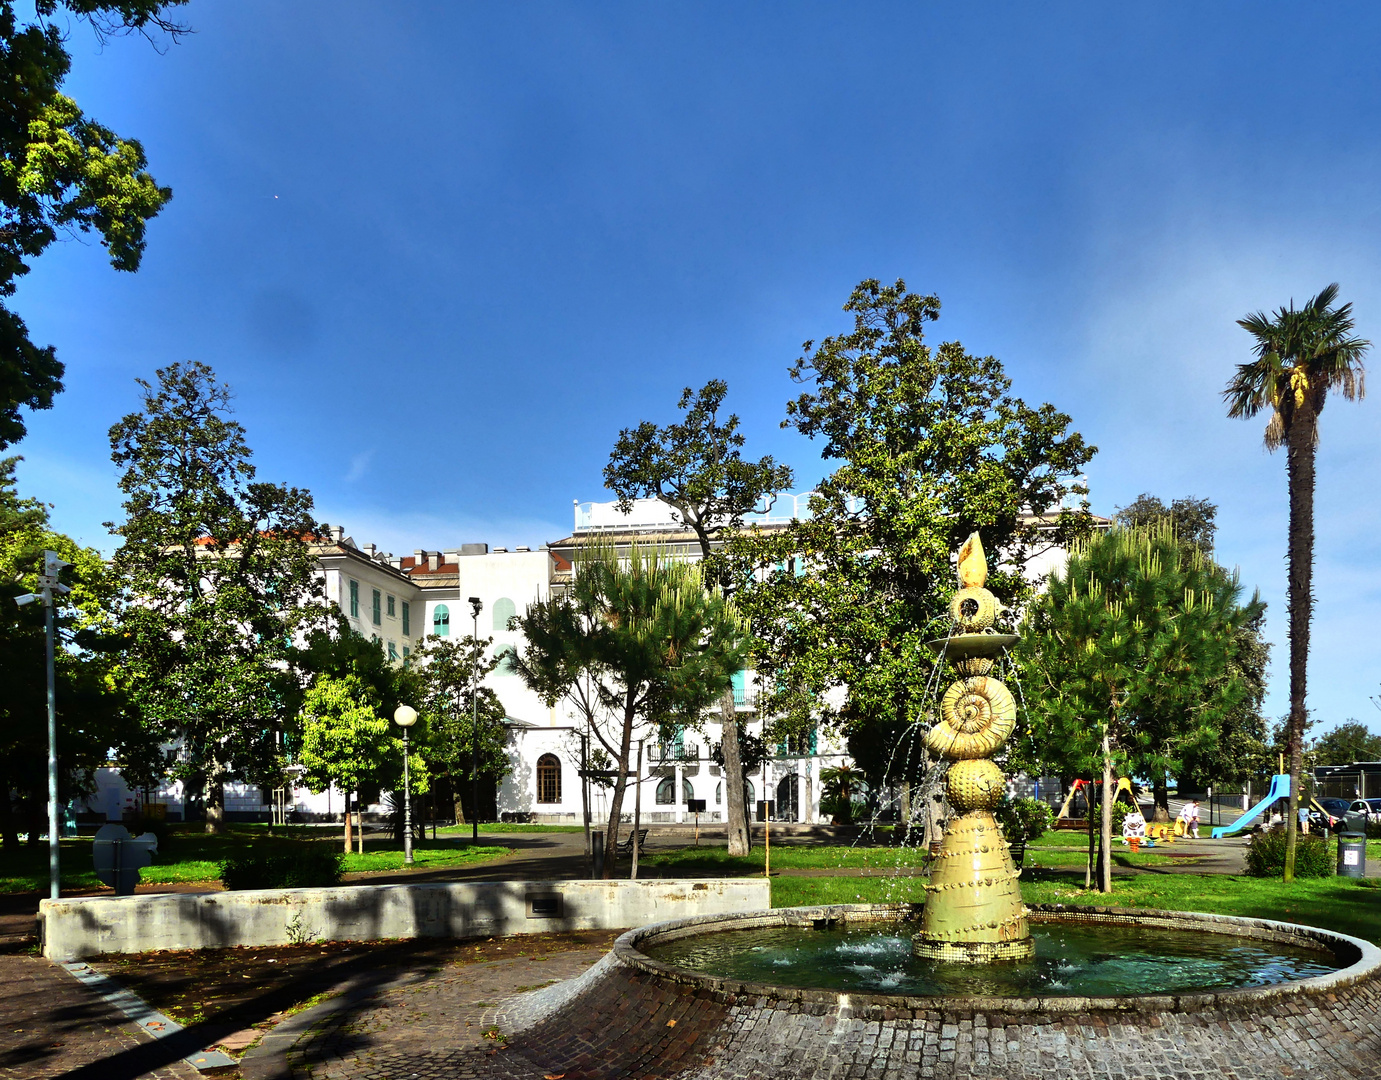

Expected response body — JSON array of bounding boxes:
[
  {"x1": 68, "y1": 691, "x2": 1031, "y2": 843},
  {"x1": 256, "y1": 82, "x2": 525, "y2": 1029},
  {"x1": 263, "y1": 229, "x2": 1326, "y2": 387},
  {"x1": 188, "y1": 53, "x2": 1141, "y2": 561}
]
[{"x1": 776, "y1": 774, "x2": 799, "y2": 822}]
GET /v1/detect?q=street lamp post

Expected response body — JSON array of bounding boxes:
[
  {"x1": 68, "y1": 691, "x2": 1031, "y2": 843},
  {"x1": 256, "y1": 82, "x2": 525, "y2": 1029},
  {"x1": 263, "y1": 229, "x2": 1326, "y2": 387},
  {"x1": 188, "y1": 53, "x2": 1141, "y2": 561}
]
[
  {"x1": 15, "y1": 550, "x2": 71, "y2": 900},
  {"x1": 469, "y1": 596, "x2": 482, "y2": 843},
  {"x1": 393, "y1": 704, "x2": 418, "y2": 865}
]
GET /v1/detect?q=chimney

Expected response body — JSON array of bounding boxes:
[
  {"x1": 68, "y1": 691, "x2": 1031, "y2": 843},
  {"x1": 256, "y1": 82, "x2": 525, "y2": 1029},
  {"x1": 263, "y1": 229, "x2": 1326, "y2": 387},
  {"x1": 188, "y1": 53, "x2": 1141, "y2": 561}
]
[
  {"x1": 363, "y1": 543, "x2": 377, "y2": 558},
  {"x1": 427, "y1": 553, "x2": 439, "y2": 571},
  {"x1": 414, "y1": 549, "x2": 424, "y2": 562},
  {"x1": 330, "y1": 525, "x2": 344, "y2": 543}
]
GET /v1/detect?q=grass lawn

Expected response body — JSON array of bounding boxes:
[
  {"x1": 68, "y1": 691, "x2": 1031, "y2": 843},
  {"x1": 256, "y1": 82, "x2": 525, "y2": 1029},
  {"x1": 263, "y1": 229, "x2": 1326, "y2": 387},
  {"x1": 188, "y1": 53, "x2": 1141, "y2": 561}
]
[
  {"x1": 769, "y1": 872, "x2": 1381, "y2": 946},
  {"x1": 0, "y1": 826, "x2": 511, "y2": 892},
  {"x1": 439, "y1": 823, "x2": 587, "y2": 834},
  {"x1": 641, "y1": 844, "x2": 929, "y2": 876}
]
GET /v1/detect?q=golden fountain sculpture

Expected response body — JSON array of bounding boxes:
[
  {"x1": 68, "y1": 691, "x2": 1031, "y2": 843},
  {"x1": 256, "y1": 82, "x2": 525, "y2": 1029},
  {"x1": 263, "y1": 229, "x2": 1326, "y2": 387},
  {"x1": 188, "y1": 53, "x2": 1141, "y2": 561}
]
[{"x1": 912, "y1": 532, "x2": 1034, "y2": 963}]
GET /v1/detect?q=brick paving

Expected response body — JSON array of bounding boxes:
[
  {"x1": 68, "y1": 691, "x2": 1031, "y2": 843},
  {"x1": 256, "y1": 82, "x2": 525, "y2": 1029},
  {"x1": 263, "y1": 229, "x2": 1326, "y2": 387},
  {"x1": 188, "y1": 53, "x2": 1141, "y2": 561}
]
[{"x1": 0, "y1": 952, "x2": 198, "y2": 1080}]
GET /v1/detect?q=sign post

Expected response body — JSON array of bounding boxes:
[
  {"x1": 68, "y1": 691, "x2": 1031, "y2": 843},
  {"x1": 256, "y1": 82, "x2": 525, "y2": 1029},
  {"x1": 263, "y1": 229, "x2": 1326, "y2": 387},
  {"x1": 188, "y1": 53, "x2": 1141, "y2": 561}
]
[{"x1": 687, "y1": 798, "x2": 706, "y2": 844}]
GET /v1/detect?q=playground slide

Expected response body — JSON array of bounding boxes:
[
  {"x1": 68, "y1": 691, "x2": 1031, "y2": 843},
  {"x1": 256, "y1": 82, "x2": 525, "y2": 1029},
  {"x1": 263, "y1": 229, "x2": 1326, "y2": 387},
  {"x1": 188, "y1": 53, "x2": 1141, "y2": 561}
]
[{"x1": 1210, "y1": 774, "x2": 1290, "y2": 838}]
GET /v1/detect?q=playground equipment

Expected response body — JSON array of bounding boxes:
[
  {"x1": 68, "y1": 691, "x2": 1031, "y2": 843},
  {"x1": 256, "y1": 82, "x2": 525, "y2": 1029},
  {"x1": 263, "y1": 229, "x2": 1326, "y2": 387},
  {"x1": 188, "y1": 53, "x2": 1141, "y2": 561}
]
[
  {"x1": 1055, "y1": 776, "x2": 1140, "y2": 829},
  {"x1": 1210, "y1": 774, "x2": 1290, "y2": 838}
]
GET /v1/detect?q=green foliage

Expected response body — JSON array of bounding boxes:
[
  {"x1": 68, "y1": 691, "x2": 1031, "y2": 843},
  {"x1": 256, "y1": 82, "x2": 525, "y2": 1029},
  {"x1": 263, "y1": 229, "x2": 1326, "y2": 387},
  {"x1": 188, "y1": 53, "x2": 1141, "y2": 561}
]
[
  {"x1": 106, "y1": 363, "x2": 328, "y2": 816},
  {"x1": 1313, "y1": 721, "x2": 1381, "y2": 766},
  {"x1": 219, "y1": 847, "x2": 343, "y2": 891},
  {"x1": 995, "y1": 796, "x2": 1053, "y2": 842},
  {"x1": 1114, "y1": 494, "x2": 1218, "y2": 555},
  {"x1": 408, "y1": 633, "x2": 511, "y2": 820},
  {"x1": 513, "y1": 541, "x2": 746, "y2": 862},
  {"x1": 1018, "y1": 524, "x2": 1260, "y2": 786},
  {"x1": 819, "y1": 763, "x2": 867, "y2": 824},
  {"x1": 298, "y1": 674, "x2": 390, "y2": 798},
  {"x1": 1245, "y1": 831, "x2": 1333, "y2": 879},
  {"x1": 729, "y1": 279, "x2": 1095, "y2": 746},
  {"x1": 0, "y1": 457, "x2": 152, "y2": 841},
  {"x1": 0, "y1": 1, "x2": 182, "y2": 446}
]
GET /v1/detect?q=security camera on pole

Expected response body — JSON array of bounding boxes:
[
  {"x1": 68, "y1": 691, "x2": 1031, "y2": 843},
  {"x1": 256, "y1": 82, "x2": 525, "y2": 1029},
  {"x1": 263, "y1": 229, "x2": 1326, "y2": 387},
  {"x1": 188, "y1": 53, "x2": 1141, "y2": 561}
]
[{"x1": 14, "y1": 550, "x2": 72, "y2": 900}]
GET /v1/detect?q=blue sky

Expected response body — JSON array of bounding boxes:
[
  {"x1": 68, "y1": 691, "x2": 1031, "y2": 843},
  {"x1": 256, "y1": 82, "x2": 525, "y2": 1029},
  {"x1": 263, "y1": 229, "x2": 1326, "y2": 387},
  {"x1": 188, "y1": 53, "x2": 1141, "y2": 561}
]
[{"x1": 11, "y1": 2, "x2": 1381, "y2": 736}]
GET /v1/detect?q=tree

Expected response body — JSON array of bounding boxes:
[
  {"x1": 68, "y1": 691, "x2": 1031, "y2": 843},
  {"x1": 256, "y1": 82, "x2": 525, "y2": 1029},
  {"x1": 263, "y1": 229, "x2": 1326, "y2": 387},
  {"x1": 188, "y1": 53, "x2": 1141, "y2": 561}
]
[
  {"x1": 1224, "y1": 282, "x2": 1370, "y2": 881},
  {"x1": 1114, "y1": 494, "x2": 1218, "y2": 554},
  {"x1": 1018, "y1": 524, "x2": 1259, "y2": 892},
  {"x1": 1110, "y1": 494, "x2": 1272, "y2": 804},
  {"x1": 410, "y1": 633, "x2": 512, "y2": 825},
  {"x1": 0, "y1": 1, "x2": 181, "y2": 447},
  {"x1": 728, "y1": 279, "x2": 1094, "y2": 834},
  {"x1": 1313, "y1": 721, "x2": 1381, "y2": 767},
  {"x1": 513, "y1": 541, "x2": 746, "y2": 876},
  {"x1": 107, "y1": 362, "x2": 328, "y2": 832},
  {"x1": 0, "y1": 457, "x2": 151, "y2": 847},
  {"x1": 298, "y1": 674, "x2": 390, "y2": 853},
  {"x1": 605, "y1": 379, "x2": 792, "y2": 856}
]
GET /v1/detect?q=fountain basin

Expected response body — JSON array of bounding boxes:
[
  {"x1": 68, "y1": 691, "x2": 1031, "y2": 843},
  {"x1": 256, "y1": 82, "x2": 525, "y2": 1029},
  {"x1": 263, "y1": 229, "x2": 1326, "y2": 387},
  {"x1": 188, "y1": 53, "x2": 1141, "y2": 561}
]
[{"x1": 491, "y1": 903, "x2": 1381, "y2": 1080}]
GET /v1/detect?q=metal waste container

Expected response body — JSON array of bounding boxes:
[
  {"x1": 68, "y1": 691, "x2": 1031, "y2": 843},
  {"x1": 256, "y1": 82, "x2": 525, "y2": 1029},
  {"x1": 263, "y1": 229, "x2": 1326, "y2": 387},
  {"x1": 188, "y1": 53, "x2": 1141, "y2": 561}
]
[{"x1": 1337, "y1": 833, "x2": 1367, "y2": 879}]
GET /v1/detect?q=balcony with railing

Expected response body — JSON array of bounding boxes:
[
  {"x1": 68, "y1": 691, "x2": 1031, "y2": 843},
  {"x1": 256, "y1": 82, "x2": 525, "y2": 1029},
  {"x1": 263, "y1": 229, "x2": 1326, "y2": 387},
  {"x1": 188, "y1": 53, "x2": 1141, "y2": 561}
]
[{"x1": 648, "y1": 742, "x2": 701, "y2": 763}]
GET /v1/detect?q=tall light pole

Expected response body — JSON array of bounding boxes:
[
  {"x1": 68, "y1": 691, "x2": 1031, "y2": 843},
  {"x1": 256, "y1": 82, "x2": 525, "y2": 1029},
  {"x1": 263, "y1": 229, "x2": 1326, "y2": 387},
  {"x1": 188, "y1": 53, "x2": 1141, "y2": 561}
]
[
  {"x1": 15, "y1": 550, "x2": 71, "y2": 900},
  {"x1": 469, "y1": 596, "x2": 482, "y2": 843},
  {"x1": 393, "y1": 705, "x2": 418, "y2": 865}
]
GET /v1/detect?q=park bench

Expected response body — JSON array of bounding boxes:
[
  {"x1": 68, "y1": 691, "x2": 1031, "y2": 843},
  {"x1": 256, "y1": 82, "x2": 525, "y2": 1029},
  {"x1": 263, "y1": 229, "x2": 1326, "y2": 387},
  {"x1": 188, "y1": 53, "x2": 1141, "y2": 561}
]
[{"x1": 617, "y1": 828, "x2": 650, "y2": 857}]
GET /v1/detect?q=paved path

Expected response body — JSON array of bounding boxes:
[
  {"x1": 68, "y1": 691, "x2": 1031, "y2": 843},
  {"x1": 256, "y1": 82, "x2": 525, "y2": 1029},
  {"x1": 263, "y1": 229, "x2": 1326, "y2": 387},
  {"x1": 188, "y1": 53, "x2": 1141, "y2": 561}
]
[{"x1": 0, "y1": 950, "x2": 198, "y2": 1080}]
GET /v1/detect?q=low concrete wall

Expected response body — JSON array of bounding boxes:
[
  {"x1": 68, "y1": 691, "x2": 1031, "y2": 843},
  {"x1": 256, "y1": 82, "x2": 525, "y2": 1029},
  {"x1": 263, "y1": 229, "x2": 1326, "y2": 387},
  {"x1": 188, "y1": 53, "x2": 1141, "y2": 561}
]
[{"x1": 39, "y1": 878, "x2": 770, "y2": 962}]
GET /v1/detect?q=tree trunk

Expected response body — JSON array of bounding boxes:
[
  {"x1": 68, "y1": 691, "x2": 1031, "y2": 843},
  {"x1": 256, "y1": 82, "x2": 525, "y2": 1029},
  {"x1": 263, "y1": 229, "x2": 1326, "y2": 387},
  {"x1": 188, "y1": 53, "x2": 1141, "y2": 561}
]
[
  {"x1": 1099, "y1": 732, "x2": 1114, "y2": 893},
  {"x1": 1084, "y1": 780, "x2": 1094, "y2": 889},
  {"x1": 204, "y1": 769, "x2": 225, "y2": 835},
  {"x1": 0, "y1": 786, "x2": 16, "y2": 851},
  {"x1": 343, "y1": 795, "x2": 352, "y2": 853},
  {"x1": 1152, "y1": 779, "x2": 1171, "y2": 822},
  {"x1": 453, "y1": 784, "x2": 467, "y2": 827},
  {"x1": 1282, "y1": 406, "x2": 1317, "y2": 883},
  {"x1": 356, "y1": 791, "x2": 364, "y2": 854},
  {"x1": 720, "y1": 688, "x2": 751, "y2": 855},
  {"x1": 601, "y1": 695, "x2": 636, "y2": 878}
]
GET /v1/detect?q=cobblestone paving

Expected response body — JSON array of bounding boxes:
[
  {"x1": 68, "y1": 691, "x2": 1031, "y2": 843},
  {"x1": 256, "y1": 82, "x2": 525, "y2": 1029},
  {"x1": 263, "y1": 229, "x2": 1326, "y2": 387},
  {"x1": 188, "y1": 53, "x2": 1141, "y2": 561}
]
[
  {"x1": 0, "y1": 953, "x2": 197, "y2": 1080},
  {"x1": 287, "y1": 946, "x2": 608, "y2": 1079},
  {"x1": 286, "y1": 943, "x2": 1381, "y2": 1080}
]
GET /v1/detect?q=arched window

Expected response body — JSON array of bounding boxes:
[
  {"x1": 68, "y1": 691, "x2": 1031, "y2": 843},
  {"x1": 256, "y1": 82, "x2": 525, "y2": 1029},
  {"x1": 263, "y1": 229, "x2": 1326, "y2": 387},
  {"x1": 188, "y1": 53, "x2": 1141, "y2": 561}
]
[
  {"x1": 715, "y1": 781, "x2": 722, "y2": 805},
  {"x1": 433, "y1": 604, "x2": 450, "y2": 637},
  {"x1": 682, "y1": 777, "x2": 695, "y2": 804},
  {"x1": 536, "y1": 754, "x2": 561, "y2": 804},
  {"x1": 744, "y1": 778, "x2": 756, "y2": 809},
  {"x1": 655, "y1": 777, "x2": 675, "y2": 805},
  {"x1": 493, "y1": 597, "x2": 516, "y2": 631},
  {"x1": 495, "y1": 645, "x2": 518, "y2": 675},
  {"x1": 776, "y1": 775, "x2": 799, "y2": 821}
]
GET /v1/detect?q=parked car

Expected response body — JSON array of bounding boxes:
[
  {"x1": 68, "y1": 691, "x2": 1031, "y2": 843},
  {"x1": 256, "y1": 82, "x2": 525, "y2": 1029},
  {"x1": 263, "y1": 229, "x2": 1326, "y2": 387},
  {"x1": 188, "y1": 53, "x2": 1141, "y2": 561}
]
[
  {"x1": 1350, "y1": 798, "x2": 1381, "y2": 822},
  {"x1": 1314, "y1": 797, "x2": 1352, "y2": 831}
]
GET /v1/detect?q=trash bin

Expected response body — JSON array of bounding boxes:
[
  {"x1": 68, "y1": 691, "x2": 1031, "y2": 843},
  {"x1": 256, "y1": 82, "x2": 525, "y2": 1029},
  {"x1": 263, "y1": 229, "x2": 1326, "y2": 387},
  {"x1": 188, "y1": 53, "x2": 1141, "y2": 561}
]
[{"x1": 1337, "y1": 833, "x2": 1367, "y2": 879}]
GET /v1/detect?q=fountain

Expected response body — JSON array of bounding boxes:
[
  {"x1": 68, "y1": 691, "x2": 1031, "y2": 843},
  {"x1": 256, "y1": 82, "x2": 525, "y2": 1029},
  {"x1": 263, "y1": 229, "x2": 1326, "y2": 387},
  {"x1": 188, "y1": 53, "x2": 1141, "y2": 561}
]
[
  {"x1": 913, "y1": 532, "x2": 1030, "y2": 962},
  {"x1": 477, "y1": 535, "x2": 1381, "y2": 1078}
]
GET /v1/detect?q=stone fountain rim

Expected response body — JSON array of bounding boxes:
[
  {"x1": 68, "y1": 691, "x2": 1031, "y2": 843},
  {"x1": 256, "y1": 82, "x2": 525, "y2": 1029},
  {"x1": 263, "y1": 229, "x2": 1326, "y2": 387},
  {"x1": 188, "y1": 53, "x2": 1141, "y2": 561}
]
[{"x1": 614, "y1": 902, "x2": 1381, "y2": 1015}]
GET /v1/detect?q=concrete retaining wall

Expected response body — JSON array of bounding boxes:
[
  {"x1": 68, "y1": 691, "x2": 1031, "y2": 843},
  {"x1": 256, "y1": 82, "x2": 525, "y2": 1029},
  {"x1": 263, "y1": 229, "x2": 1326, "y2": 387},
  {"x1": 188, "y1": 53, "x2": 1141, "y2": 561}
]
[{"x1": 39, "y1": 878, "x2": 770, "y2": 961}]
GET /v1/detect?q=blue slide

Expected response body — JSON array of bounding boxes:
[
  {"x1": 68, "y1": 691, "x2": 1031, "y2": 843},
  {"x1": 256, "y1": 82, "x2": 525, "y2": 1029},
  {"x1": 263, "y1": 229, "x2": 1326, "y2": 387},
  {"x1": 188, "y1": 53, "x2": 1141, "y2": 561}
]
[{"x1": 1211, "y1": 774, "x2": 1291, "y2": 838}]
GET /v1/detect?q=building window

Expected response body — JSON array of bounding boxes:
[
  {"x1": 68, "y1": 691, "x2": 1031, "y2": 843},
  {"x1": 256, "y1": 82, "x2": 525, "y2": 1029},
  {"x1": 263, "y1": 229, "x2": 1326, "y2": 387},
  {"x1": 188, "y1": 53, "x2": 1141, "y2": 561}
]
[
  {"x1": 388, "y1": 641, "x2": 398, "y2": 661},
  {"x1": 536, "y1": 754, "x2": 561, "y2": 804},
  {"x1": 433, "y1": 604, "x2": 449, "y2": 636},
  {"x1": 371, "y1": 589, "x2": 381, "y2": 625},
  {"x1": 744, "y1": 778, "x2": 756, "y2": 808},
  {"x1": 493, "y1": 597, "x2": 516, "y2": 631},
  {"x1": 683, "y1": 777, "x2": 695, "y2": 804},
  {"x1": 715, "y1": 781, "x2": 722, "y2": 805},
  {"x1": 402, "y1": 602, "x2": 410, "y2": 636},
  {"x1": 370, "y1": 634, "x2": 380, "y2": 647},
  {"x1": 402, "y1": 645, "x2": 410, "y2": 662},
  {"x1": 655, "y1": 777, "x2": 675, "y2": 805},
  {"x1": 495, "y1": 645, "x2": 518, "y2": 675},
  {"x1": 387, "y1": 595, "x2": 396, "y2": 618},
  {"x1": 349, "y1": 580, "x2": 359, "y2": 618}
]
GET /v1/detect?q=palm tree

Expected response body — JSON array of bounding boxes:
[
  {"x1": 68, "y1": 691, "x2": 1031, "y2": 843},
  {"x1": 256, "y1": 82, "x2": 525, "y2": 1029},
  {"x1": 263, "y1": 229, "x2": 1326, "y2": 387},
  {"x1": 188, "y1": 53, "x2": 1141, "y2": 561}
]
[{"x1": 1223, "y1": 283, "x2": 1369, "y2": 882}]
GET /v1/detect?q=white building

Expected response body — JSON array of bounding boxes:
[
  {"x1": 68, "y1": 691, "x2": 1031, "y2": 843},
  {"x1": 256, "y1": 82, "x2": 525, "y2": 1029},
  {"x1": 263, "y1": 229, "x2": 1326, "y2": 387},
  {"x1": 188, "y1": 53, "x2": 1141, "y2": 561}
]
[{"x1": 81, "y1": 494, "x2": 1097, "y2": 827}]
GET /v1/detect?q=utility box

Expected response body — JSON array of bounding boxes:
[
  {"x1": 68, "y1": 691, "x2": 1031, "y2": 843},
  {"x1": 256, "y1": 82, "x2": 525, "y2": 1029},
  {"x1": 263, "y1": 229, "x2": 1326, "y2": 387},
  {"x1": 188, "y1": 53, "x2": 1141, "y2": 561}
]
[{"x1": 92, "y1": 824, "x2": 158, "y2": 895}]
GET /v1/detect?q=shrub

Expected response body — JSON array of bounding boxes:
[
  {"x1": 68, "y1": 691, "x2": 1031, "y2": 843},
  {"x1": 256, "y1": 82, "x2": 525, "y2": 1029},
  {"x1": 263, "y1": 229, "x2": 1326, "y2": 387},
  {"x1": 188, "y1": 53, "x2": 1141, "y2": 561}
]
[
  {"x1": 219, "y1": 846, "x2": 343, "y2": 890},
  {"x1": 996, "y1": 797, "x2": 1054, "y2": 842},
  {"x1": 1245, "y1": 830, "x2": 1333, "y2": 878}
]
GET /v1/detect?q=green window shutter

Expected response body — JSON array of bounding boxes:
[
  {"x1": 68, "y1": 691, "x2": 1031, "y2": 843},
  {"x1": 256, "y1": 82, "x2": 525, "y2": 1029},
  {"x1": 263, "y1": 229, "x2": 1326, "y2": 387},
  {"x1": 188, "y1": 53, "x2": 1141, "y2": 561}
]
[
  {"x1": 433, "y1": 604, "x2": 450, "y2": 636},
  {"x1": 349, "y1": 580, "x2": 359, "y2": 618},
  {"x1": 372, "y1": 589, "x2": 381, "y2": 625},
  {"x1": 387, "y1": 595, "x2": 395, "y2": 617},
  {"x1": 402, "y1": 602, "x2": 410, "y2": 636},
  {"x1": 731, "y1": 669, "x2": 746, "y2": 705},
  {"x1": 388, "y1": 641, "x2": 398, "y2": 661}
]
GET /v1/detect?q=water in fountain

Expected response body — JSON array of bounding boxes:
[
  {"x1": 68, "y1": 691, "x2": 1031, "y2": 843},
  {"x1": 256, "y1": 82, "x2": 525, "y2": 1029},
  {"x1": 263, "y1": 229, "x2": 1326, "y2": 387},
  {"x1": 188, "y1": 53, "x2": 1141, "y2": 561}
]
[{"x1": 645, "y1": 919, "x2": 1341, "y2": 998}]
